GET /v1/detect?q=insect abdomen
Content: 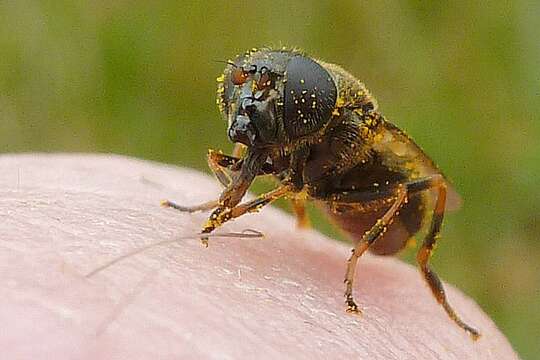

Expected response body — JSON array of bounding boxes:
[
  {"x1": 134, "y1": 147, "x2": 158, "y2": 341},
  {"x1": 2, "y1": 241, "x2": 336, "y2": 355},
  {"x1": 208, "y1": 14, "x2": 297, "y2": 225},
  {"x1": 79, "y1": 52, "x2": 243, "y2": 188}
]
[{"x1": 326, "y1": 193, "x2": 426, "y2": 255}]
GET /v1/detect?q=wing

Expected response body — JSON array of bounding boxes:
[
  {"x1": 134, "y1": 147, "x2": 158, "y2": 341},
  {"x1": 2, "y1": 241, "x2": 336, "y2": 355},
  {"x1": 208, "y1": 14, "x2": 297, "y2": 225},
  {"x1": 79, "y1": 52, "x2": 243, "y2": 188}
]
[
  {"x1": 372, "y1": 121, "x2": 462, "y2": 211},
  {"x1": 322, "y1": 121, "x2": 462, "y2": 256},
  {"x1": 314, "y1": 119, "x2": 462, "y2": 256}
]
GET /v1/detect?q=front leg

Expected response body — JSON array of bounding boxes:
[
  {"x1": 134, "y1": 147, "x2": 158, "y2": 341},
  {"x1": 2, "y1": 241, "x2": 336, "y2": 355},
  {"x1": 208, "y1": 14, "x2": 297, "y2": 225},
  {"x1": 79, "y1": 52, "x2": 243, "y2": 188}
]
[
  {"x1": 207, "y1": 149, "x2": 243, "y2": 187},
  {"x1": 198, "y1": 149, "x2": 269, "y2": 246},
  {"x1": 209, "y1": 149, "x2": 274, "y2": 187},
  {"x1": 161, "y1": 150, "x2": 241, "y2": 213},
  {"x1": 202, "y1": 183, "x2": 292, "y2": 233},
  {"x1": 200, "y1": 184, "x2": 292, "y2": 246},
  {"x1": 162, "y1": 149, "x2": 273, "y2": 213}
]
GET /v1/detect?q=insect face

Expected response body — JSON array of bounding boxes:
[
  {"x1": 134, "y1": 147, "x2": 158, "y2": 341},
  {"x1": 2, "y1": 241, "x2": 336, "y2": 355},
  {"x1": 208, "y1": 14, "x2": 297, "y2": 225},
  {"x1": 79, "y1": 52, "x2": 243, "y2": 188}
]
[{"x1": 218, "y1": 49, "x2": 338, "y2": 149}]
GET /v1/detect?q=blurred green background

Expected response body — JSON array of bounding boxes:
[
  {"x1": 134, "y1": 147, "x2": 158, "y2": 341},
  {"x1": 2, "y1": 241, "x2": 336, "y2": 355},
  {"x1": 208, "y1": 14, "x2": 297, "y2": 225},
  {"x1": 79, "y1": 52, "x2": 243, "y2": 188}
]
[{"x1": 1, "y1": 1, "x2": 538, "y2": 357}]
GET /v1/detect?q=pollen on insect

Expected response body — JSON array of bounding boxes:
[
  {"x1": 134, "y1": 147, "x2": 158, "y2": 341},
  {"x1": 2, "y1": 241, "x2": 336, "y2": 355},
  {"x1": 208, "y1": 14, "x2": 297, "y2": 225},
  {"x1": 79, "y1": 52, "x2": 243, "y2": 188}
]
[{"x1": 203, "y1": 53, "x2": 473, "y2": 341}]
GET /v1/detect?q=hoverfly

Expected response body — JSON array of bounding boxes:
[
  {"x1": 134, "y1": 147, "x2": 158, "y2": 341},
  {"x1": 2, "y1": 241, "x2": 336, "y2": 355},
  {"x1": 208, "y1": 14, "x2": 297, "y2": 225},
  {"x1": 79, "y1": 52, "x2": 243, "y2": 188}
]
[{"x1": 163, "y1": 47, "x2": 480, "y2": 340}]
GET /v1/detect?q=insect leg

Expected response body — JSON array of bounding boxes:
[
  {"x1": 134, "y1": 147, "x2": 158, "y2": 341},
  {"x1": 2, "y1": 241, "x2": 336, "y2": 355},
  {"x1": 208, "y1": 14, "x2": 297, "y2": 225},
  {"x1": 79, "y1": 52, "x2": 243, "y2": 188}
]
[
  {"x1": 334, "y1": 175, "x2": 480, "y2": 337},
  {"x1": 416, "y1": 178, "x2": 481, "y2": 340},
  {"x1": 207, "y1": 149, "x2": 274, "y2": 187},
  {"x1": 161, "y1": 150, "x2": 242, "y2": 213},
  {"x1": 161, "y1": 199, "x2": 219, "y2": 213},
  {"x1": 344, "y1": 186, "x2": 407, "y2": 313},
  {"x1": 207, "y1": 149, "x2": 242, "y2": 187},
  {"x1": 232, "y1": 143, "x2": 246, "y2": 158},
  {"x1": 201, "y1": 184, "x2": 293, "y2": 238},
  {"x1": 291, "y1": 198, "x2": 310, "y2": 228}
]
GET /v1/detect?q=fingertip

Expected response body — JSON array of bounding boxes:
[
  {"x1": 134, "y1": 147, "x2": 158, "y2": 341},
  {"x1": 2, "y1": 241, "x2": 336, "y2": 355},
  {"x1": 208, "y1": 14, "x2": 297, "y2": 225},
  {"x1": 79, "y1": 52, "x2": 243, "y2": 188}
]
[{"x1": 0, "y1": 154, "x2": 518, "y2": 359}]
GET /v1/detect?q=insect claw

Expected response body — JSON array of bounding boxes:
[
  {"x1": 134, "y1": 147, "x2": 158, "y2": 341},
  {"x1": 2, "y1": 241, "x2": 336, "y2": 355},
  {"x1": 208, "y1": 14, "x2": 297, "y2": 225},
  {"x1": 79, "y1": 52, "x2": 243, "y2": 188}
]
[
  {"x1": 200, "y1": 237, "x2": 209, "y2": 248},
  {"x1": 346, "y1": 301, "x2": 361, "y2": 315},
  {"x1": 470, "y1": 331, "x2": 481, "y2": 341}
]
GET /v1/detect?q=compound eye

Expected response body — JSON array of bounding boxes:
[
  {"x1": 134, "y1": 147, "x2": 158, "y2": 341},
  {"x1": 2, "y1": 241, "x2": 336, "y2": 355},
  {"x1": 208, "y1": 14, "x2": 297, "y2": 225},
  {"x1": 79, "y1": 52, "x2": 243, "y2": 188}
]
[
  {"x1": 283, "y1": 56, "x2": 337, "y2": 138},
  {"x1": 231, "y1": 67, "x2": 248, "y2": 85}
]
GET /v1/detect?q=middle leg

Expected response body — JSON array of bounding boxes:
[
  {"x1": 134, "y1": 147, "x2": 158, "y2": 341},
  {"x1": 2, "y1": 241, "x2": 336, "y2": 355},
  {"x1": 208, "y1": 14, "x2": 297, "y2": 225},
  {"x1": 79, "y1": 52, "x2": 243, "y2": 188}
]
[
  {"x1": 344, "y1": 186, "x2": 407, "y2": 312},
  {"x1": 291, "y1": 198, "x2": 311, "y2": 228},
  {"x1": 324, "y1": 175, "x2": 446, "y2": 312}
]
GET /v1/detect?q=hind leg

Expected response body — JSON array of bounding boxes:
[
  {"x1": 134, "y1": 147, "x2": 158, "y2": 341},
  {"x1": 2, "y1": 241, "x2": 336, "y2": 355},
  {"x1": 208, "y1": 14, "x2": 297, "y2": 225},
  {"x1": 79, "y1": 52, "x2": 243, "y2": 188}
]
[
  {"x1": 325, "y1": 174, "x2": 480, "y2": 338},
  {"x1": 416, "y1": 179, "x2": 480, "y2": 340}
]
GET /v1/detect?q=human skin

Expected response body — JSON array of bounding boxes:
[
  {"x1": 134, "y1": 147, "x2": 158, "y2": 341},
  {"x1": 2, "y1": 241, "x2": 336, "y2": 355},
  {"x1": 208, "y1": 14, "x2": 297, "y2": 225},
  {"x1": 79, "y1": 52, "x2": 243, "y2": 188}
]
[{"x1": 0, "y1": 154, "x2": 518, "y2": 359}]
